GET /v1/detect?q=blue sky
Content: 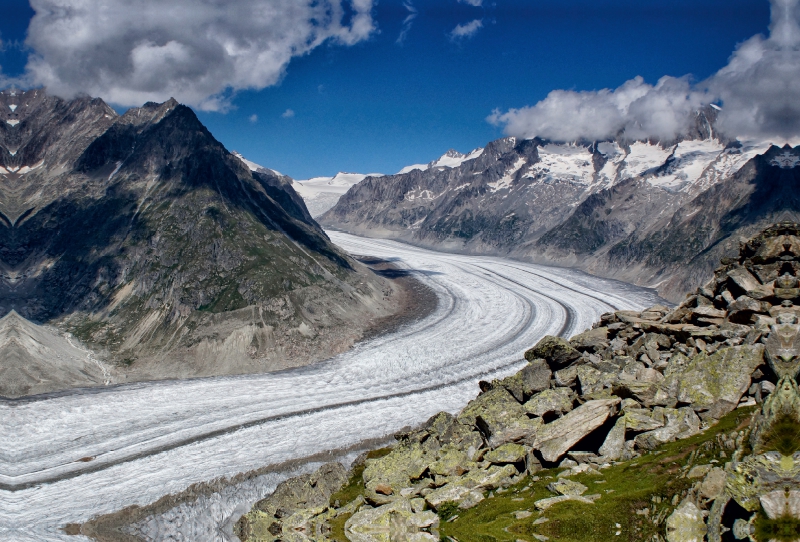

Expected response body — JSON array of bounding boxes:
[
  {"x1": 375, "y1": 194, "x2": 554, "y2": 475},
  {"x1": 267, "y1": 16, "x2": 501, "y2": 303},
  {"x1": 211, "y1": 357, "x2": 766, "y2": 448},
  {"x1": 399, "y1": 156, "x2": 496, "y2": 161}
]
[{"x1": 0, "y1": 0, "x2": 771, "y2": 179}]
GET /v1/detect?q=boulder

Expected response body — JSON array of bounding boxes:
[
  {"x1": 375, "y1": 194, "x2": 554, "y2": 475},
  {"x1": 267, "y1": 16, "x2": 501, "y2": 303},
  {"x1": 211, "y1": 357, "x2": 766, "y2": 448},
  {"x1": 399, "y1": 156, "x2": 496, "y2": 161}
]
[
  {"x1": 570, "y1": 327, "x2": 609, "y2": 352},
  {"x1": 673, "y1": 345, "x2": 765, "y2": 419},
  {"x1": 525, "y1": 336, "x2": 581, "y2": 369},
  {"x1": 623, "y1": 409, "x2": 665, "y2": 432},
  {"x1": 523, "y1": 388, "x2": 573, "y2": 418},
  {"x1": 598, "y1": 417, "x2": 626, "y2": 460},
  {"x1": 345, "y1": 498, "x2": 439, "y2": 542},
  {"x1": 238, "y1": 462, "x2": 348, "y2": 542},
  {"x1": 532, "y1": 398, "x2": 621, "y2": 463},
  {"x1": 546, "y1": 479, "x2": 588, "y2": 496},
  {"x1": 251, "y1": 462, "x2": 347, "y2": 517},
  {"x1": 698, "y1": 467, "x2": 727, "y2": 501},
  {"x1": 518, "y1": 359, "x2": 553, "y2": 396},
  {"x1": 497, "y1": 360, "x2": 554, "y2": 402},
  {"x1": 665, "y1": 500, "x2": 707, "y2": 542},
  {"x1": 458, "y1": 387, "x2": 542, "y2": 447},
  {"x1": 634, "y1": 407, "x2": 700, "y2": 450},
  {"x1": 428, "y1": 444, "x2": 475, "y2": 477},
  {"x1": 727, "y1": 266, "x2": 762, "y2": 293},
  {"x1": 554, "y1": 365, "x2": 579, "y2": 387},
  {"x1": 363, "y1": 442, "x2": 433, "y2": 505},
  {"x1": 577, "y1": 365, "x2": 616, "y2": 395},
  {"x1": 424, "y1": 464, "x2": 518, "y2": 509},
  {"x1": 484, "y1": 443, "x2": 528, "y2": 464}
]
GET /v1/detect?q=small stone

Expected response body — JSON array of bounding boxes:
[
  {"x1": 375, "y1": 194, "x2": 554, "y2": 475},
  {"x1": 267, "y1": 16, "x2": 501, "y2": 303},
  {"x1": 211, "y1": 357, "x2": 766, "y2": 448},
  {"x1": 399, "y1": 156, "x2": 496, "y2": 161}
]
[
  {"x1": 514, "y1": 510, "x2": 533, "y2": 519},
  {"x1": 375, "y1": 483, "x2": 394, "y2": 496}
]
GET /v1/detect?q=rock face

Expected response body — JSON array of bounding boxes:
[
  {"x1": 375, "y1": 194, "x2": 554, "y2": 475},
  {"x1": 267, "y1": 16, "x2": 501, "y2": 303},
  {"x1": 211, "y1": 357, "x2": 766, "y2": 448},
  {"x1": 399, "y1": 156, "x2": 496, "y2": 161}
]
[
  {"x1": 321, "y1": 119, "x2": 800, "y2": 302},
  {"x1": 0, "y1": 89, "x2": 397, "y2": 397},
  {"x1": 234, "y1": 223, "x2": 800, "y2": 542}
]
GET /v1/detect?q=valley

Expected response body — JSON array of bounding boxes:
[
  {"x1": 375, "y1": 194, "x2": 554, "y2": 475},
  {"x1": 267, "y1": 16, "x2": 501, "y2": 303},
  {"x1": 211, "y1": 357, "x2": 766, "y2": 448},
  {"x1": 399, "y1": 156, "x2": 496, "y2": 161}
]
[{"x1": 0, "y1": 233, "x2": 658, "y2": 541}]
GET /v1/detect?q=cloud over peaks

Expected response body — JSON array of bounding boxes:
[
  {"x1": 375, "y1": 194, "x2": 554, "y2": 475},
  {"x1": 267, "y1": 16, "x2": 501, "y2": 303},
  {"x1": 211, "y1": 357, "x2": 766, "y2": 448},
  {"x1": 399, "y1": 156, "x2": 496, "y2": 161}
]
[
  {"x1": 490, "y1": 0, "x2": 800, "y2": 144},
  {"x1": 23, "y1": 0, "x2": 376, "y2": 111}
]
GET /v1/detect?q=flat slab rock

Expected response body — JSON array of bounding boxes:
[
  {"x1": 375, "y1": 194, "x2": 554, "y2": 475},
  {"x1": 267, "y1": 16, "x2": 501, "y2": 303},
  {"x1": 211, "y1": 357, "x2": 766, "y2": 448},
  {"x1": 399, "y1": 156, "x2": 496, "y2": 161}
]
[{"x1": 533, "y1": 398, "x2": 621, "y2": 463}]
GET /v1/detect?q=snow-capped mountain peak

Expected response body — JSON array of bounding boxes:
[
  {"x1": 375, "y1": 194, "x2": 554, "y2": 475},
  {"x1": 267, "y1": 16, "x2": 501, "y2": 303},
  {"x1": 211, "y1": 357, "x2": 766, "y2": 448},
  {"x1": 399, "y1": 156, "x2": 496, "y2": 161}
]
[{"x1": 397, "y1": 147, "x2": 485, "y2": 174}]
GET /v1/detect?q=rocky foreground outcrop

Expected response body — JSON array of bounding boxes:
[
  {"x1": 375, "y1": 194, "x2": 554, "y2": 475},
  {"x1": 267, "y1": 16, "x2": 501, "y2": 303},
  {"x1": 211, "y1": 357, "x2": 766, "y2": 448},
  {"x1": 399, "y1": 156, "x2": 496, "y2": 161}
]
[{"x1": 235, "y1": 222, "x2": 800, "y2": 542}]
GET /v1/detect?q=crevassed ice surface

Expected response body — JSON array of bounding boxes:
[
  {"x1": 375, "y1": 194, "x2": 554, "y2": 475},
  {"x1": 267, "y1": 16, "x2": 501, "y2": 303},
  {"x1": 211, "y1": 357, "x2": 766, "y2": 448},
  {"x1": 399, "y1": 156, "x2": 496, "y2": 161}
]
[{"x1": 0, "y1": 233, "x2": 661, "y2": 541}]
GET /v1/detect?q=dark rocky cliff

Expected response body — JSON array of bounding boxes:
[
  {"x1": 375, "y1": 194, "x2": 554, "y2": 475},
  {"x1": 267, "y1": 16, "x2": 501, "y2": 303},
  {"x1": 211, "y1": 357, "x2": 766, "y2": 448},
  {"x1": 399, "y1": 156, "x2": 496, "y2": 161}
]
[{"x1": 0, "y1": 89, "x2": 397, "y2": 396}]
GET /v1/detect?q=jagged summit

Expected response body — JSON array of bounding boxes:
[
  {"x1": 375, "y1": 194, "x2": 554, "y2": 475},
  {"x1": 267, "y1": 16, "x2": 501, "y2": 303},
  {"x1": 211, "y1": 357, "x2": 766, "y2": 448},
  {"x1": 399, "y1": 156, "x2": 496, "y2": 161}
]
[{"x1": 321, "y1": 119, "x2": 799, "y2": 302}]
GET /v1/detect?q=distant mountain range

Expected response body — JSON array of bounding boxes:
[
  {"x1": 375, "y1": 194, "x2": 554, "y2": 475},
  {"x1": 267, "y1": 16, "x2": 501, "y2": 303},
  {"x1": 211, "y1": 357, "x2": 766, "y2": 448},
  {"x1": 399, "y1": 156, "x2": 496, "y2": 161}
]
[
  {"x1": 0, "y1": 90, "x2": 396, "y2": 397},
  {"x1": 320, "y1": 107, "x2": 800, "y2": 301}
]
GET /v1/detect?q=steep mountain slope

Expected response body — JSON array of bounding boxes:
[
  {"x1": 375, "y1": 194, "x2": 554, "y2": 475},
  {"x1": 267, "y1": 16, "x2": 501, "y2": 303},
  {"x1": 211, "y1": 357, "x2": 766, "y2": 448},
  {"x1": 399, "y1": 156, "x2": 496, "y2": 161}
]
[
  {"x1": 0, "y1": 89, "x2": 397, "y2": 397},
  {"x1": 320, "y1": 109, "x2": 796, "y2": 301}
]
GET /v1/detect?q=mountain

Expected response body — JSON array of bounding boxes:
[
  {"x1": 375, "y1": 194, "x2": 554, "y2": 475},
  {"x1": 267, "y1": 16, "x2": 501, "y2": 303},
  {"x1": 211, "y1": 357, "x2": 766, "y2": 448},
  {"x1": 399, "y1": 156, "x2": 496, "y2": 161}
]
[
  {"x1": 291, "y1": 171, "x2": 384, "y2": 218},
  {"x1": 0, "y1": 89, "x2": 397, "y2": 397},
  {"x1": 320, "y1": 108, "x2": 800, "y2": 301}
]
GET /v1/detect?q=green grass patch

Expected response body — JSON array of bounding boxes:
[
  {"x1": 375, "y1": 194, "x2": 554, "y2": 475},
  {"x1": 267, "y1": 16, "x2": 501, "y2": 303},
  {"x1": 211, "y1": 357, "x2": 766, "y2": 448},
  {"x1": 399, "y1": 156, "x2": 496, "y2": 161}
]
[
  {"x1": 441, "y1": 406, "x2": 757, "y2": 542},
  {"x1": 758, "y1": 413, "x2": 800, "y2": 455},
  {"x1": 755, "y1": 514, "x2": 800, "y2": 541}
]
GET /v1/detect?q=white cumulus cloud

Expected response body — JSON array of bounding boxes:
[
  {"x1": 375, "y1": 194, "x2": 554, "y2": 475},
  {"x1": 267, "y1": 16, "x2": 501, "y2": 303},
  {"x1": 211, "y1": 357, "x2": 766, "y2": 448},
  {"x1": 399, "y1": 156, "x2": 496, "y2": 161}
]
[
  {"x1": 449, "y1": 19, "x2": 483, "y2": 41},
  {"x1": 22, "y1": 0, "x2": 376, "y2": 111},
  {"x1": 457, "y1": 0, "x2": 483, "y2": 6},
  {"x1": 489, "y1": 0, "x2": 800, "y2": 144},
  {"x1": 248, "y1": 114, "x2": 258, "y2": 123},
  {"x1": 281, "y1": 108, "x2": 295, "y2": 118}
]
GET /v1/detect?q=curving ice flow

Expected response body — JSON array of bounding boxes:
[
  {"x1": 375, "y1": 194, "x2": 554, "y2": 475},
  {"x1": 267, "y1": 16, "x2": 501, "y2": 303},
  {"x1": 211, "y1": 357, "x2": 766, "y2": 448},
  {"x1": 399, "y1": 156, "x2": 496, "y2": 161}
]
[{"x1": 0, "y1": 233, "x2": 661, "y2": 541}]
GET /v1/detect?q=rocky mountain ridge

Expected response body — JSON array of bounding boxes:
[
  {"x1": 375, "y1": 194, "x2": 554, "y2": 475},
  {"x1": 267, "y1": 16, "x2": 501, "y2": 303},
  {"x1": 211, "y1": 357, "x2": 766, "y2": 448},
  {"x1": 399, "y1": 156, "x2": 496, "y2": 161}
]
[
  {"x1": 234, "y1": 222, "x2": 800, "y2": 542},
  {"x1": 0, "y1": 89, "x2": 398, "y2": 397},
  {"x1": 321, "y1": 110, "x2": 800, "y2": 301}
]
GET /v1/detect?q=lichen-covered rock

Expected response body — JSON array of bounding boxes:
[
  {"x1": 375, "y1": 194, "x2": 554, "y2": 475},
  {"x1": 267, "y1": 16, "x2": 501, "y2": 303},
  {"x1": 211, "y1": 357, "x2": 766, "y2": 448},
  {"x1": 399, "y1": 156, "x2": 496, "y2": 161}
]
[
  {"x1": 698, "y1": 467, "x2": 727, "y2": 501},
  {"x1": 525, "y1": 335, "x2": 581, "y2": 369},
  {"x1": 553, "y1": 365, "x2": 579, "y2": 387},
  {"x1": 424, "y1": 464, "x2": 518, "y2": 509},
  {"x1": 236, "y1": 462, "x2": 347, "y2": 541},
  {"x1": 634, "y1": 407, "x2": 700, "y2": 450},
  {"x1": 546, "y1": 479, "x2": 587, "y2": 496},
  {"x1": 483, "y1": 443, "x2": 528, "y2": 464},
  {"x1": 523, "y1": 388, "x2": 573, "y2": 418},
  {"x1": 598, "y1": 417, "x2": 626, "y2": 460},
  {"x1": 570, "y1": 327, "x2": 609, "y2": 351},
  {"x1": 458, "y1": 387, "x2": 542, "y2": 447},
  {"x1": 344, "y1": 498, "x2": 439, "y2": 542},
  {"x1": 665, "y1": 500, "x2": 707, "y2": 542},
  {"x1": 577, "y1": 365, "x2": 616, "y2": 395},
  {"x1": 363, "y1": 442, "x2": 433, "y2": 505},
  {"x1": 623, "y1": 409, "x2": 665, "y2": 432},
  {"x1": 533, "y1": 398, "x2": 621, "y2": 463},
  {"x1": 672, "y1": 345, "x2": 764, "y2": 419},
  {"x1": 428, "y1": 444, "x2": 475, "y2": 477}
]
